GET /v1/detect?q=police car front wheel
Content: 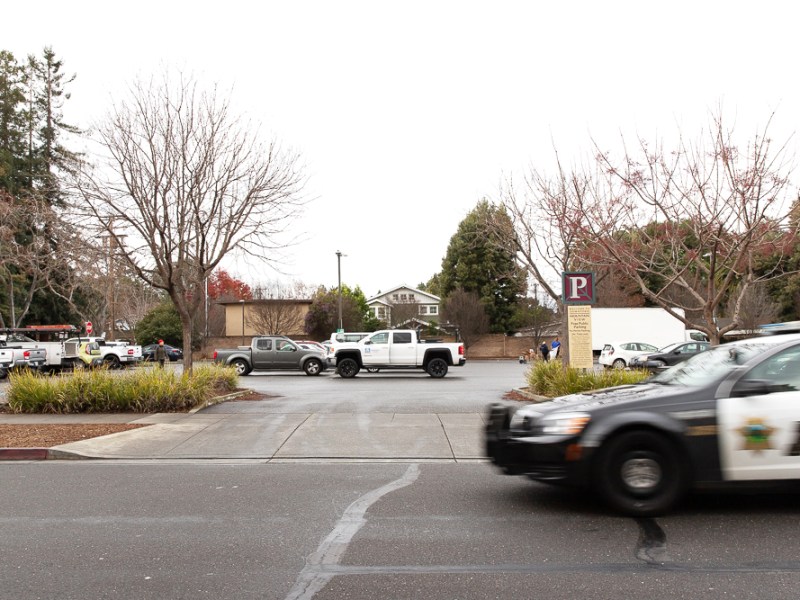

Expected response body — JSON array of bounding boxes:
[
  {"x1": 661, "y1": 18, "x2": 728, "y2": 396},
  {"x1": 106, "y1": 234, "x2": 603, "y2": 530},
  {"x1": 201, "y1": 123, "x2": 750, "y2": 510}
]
[{"x1": 595, "y1": 430, "x2": 686, "y2": 517}]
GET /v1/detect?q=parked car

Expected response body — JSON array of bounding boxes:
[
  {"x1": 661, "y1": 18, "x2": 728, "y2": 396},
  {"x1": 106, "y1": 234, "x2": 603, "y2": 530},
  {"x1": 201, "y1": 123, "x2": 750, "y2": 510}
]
[
  {"x1": 77, "y1": 340, "x2": 104, "y2": 368},
  {"x1": 142, "y1": 343, "x2": 183, "y2": 362},
  {"x1": 486, "y1": 331, "x2": 800, "y2": 516},
  {"x1": 630, "y1": 340, "x2": 711, "y2": 370},
  {"x1": 598, "y1": 341, "x2": 659, "y2": 369},
  {"x1": 294, "y1": 340, "x2": 326, "y2": 352}
]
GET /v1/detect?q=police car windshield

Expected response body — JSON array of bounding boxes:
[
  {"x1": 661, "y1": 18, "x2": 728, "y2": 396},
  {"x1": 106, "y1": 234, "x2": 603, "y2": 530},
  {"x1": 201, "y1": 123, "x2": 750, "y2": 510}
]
[{"x1": 649, "y1": 341, "x2": 769, "y2": 386}]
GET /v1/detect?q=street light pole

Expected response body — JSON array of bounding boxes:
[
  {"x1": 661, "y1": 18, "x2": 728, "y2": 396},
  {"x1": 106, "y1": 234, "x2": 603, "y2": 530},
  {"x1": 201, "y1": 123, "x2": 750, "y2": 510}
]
[{"x1": 336, "y1": 250, "x2": 343, "y2": 331}]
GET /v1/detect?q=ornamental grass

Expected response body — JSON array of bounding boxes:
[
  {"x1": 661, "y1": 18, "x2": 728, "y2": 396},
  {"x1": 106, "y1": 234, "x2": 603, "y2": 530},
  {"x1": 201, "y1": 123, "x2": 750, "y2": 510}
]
[
  {"x1": 525, "y1": 359, "x2": 650, "y2": 399},
  {"x1": 5, "y1": 364, "x2": 239, "y2": 414}
]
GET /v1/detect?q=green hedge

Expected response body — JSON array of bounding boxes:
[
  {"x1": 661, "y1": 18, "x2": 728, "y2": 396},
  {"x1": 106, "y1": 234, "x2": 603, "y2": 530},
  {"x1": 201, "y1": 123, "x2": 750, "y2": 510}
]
[
  {"x1": 525, "y1": 360, "x2": 650, "y2": 398},
  {"x1": 5, "y1": 364, "x2": 239, "y2": 413}
]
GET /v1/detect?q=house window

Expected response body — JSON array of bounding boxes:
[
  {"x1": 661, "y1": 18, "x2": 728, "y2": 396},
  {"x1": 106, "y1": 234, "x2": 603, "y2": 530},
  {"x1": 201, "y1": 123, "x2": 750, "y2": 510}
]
[
  {"x1": 377, "y1": 307, "x2": 386, "y2": 318},
  {"x1": 429, "y1": 306, "x2": 438, "y2": 315},
  {"x1": 419, "y1": 306, "x2": 428, "y2": 315},
  {"x1": 392, "y1": 294, "x2": 399, "y2": 301},
  {"x1": 400, "y1": 294, "x2": 407, "y2": 301},
  {"x1": 409, "y1": 293, "x2": 415, "y2": 301}
]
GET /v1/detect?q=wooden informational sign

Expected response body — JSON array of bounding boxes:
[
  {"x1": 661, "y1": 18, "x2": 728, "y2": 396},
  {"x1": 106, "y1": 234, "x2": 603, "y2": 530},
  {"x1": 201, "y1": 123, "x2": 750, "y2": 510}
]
[{"x1": 568, "y1": 305, "x2": 594, "y2": 369}]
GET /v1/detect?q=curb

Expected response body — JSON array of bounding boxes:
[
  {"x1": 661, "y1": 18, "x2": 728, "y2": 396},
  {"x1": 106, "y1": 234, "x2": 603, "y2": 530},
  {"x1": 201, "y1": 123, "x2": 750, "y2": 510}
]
[
  {"x1": 512, "y1": 388, "x2": 551, "y2": 403},
  {"x1": 0, "y1": 448, "x2": 49, "y2": 460},
  {"x1": 189, "y1": 389, "x2": 251, "y2": 413}
]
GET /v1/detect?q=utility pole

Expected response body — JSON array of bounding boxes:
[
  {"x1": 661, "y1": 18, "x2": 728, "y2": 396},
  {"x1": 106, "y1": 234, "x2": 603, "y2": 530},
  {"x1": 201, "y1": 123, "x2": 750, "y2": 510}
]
[
  {"x1": 336, "y1": 250, "x2": 344, "y2": 332},
  {"x1": 104, "y1": 219, "x2": 125, "y2": 340}
]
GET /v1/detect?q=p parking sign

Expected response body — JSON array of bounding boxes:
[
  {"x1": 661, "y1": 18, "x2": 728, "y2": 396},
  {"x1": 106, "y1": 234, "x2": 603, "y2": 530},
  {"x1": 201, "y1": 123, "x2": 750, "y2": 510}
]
[{"x1": 562, "y1": 272, "x2": 595, "y2": 304}]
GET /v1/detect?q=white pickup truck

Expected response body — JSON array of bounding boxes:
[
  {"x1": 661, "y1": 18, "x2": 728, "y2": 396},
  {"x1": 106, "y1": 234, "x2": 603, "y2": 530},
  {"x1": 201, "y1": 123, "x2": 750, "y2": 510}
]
[
  {"x1": 0, "y1": 333, "x2": 79, "y2": 372},
  {"x1": 332, "y1": 329, "x2": 466, "y2": 378}
]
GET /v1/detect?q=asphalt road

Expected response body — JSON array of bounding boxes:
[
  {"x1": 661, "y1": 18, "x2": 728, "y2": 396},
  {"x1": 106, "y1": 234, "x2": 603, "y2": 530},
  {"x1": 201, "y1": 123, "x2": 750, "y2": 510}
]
[
  {"x1": 3, "y1": 462, "x2": 800, "y2": 599},
  {"x1": 4, "y1": 360, "x2": 800, "y2": 599}
]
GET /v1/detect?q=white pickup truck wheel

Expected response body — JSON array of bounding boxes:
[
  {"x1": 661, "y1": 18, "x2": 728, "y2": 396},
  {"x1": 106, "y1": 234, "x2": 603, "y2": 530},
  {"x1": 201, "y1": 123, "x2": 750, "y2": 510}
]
[
  {"x1": 426, "y1": 358, "x2": 448, "y2": 378},
  {"x1": 104, "y1": 355, "x2": 121, "y2": 370},
  {"x1": 337, "y1": 358, "x2": 360, "y2": 378}
]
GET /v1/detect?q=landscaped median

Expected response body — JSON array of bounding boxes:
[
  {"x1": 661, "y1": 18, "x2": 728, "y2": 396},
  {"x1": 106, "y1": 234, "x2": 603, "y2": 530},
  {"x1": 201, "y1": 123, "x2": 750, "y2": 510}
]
[
  {"x1": 0, "y1": 364, "x2": 240, "y2": 460},
  {"x1": 523, "y1": 359, "x2": 651, "y2": 399},
  {"x1": 5, "y1": 364, "x2": 239, "y2": 413}
]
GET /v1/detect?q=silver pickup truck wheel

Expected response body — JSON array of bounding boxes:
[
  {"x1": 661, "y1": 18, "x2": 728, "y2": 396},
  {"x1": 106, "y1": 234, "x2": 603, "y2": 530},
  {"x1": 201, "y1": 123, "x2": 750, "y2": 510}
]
[
  {"x1": 304, "y1": 358, "x2": 323, "y2": 376},
  {"x1": 231, "y1": 358, "x2": 251, "y2": 376}
]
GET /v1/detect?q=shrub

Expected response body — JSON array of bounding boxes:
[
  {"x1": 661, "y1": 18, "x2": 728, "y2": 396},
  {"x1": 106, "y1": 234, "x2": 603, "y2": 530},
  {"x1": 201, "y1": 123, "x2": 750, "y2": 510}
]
[
  {"x1": 526, "y1": 360, "x2": 650, "y2": 398},
  {"x1": 5, "y1": 364, "x2": 239, "y2": 414}
]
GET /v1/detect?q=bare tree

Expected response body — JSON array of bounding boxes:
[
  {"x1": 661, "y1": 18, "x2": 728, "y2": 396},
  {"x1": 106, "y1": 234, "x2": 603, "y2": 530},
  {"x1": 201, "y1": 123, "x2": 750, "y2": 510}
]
[
  {"x1": 0, "y1": 191, "x2": 96, "y2": 327},
  {"x1": 111, "y1": 277, "x2": 164, "y2": 338},
  {"x1": 245, "y1": 279, "x2": 313, "y2": 335},
  {"x1": 388, "y1": 299, "x2": 419, "y2": 328},
  {"x1": 72, "y1": 72, "x2": 307, "y2": 372},
  {"x1": 579, "y1": 111, "x2": 797, "y2": 345},
  {"x1": 441, "y1": 288, "x2": 489, "y2": 350},
  {"x1": 498, "y1": 152, "x2": 594, "y2": 363},
  {"x1": 512, "y1": 296, "x2": 560, "y2": 351},
  {"x1": 247, "y1": 300, "x2": 307, "y2": 336},
  {"x1": 726, "y1": 283, "x2": 780, "y2": 334},
  {"x1": 251, "y1": 279, "x2": 314, "y2": 300}
]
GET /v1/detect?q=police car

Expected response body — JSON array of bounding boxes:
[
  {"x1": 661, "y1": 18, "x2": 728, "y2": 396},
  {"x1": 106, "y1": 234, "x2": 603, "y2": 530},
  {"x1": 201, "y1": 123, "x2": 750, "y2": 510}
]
[{"x1": 486, "y1": 332, "x2": 800, "y2": 516}]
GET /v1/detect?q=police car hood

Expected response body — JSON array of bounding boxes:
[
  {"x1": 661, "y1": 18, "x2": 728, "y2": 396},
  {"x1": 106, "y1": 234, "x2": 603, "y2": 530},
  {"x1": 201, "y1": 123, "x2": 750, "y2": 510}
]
[{"x1": 535, "y1": 382, "x2": 687, "y2": 415}]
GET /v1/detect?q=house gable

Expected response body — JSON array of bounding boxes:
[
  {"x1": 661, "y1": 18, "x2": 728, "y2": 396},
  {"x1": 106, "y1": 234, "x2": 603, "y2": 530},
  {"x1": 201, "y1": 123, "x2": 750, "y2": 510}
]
[{"x1": 367, "y1": 284, "x2": 441, "y2": 323}]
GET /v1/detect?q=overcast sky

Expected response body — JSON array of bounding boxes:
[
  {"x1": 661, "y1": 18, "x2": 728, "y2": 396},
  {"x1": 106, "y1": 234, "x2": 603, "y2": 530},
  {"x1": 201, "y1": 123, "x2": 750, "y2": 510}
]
[{"x1": 5, "y1": 1, "x2": 799, "y2": 299}]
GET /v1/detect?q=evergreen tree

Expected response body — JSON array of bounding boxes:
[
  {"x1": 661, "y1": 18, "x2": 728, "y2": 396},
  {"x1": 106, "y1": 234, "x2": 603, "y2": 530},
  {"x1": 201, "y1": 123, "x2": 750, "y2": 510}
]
[
  {"x1": 0, "y1": 51, "x2": 26, "y2": 194},
  {"x1": 134, "y1": 302, "x2": 185, "y2": 347},
  {"x1": 27, "y1": 47, "x2": 80, "y2": 205},
  {"x1": 304, "y1": 285, "x2": 378, "y2": 340},
  {"x1": 439, "y1": 199, "x2": 527, "y2": 333},
  {"x1": 0, "y1": 48, "x2": 84, "y2": 326}
]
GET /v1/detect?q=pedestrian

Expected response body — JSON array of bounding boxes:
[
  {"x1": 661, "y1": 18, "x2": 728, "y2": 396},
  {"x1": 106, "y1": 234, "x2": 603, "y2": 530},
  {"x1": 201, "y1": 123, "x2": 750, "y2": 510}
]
[
  {"x1": 539, "y1": 341, "x2": 550, "y2": 361},
  {"x1": 550, "y1": 337, "x2": 561, "y2": 360},
  {"x1": 155, "y1": 339, "x2": 167, "y2": 368}
]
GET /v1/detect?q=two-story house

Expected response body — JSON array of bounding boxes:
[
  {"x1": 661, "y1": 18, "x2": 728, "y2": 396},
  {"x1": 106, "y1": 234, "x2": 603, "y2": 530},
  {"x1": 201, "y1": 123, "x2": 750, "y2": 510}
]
[{"x1": 366, "y1": 285, "x2": 441, "y2": 327}]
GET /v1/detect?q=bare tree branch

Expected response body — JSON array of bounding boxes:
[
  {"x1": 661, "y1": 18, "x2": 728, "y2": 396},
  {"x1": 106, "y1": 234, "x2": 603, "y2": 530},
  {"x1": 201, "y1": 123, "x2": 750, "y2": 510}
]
[{"x1": 70, "y1": 71, "x2": 308, "y2": 372}]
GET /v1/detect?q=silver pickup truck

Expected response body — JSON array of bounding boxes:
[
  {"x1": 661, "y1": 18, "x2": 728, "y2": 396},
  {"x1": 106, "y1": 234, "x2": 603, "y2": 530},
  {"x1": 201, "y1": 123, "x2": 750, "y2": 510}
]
[
  {"x1": 0, "y1": 344, "x2": 47, "y2": 379},
  {"x1": 213, "y1": 336, "x2": 328, "y2": 376}
]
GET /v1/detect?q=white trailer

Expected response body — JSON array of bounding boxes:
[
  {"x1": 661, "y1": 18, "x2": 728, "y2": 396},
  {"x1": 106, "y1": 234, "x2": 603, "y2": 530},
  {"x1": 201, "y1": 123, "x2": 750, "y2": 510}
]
[{"x1": 590, "y1": 307, "x2": 698, "y2": 353}]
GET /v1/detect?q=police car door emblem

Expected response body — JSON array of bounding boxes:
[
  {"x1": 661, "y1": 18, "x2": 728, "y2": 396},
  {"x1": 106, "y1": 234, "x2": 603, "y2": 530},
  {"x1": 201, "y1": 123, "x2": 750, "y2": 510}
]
[{"x1": 737, "y1": 418, "x2": 776, "y2": 453}]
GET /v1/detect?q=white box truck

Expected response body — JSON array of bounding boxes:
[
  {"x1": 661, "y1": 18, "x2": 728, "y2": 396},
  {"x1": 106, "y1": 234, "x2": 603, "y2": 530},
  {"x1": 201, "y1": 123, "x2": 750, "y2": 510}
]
[{"x1": 590, "y1": 307, "x2": 702, "y2": 353}]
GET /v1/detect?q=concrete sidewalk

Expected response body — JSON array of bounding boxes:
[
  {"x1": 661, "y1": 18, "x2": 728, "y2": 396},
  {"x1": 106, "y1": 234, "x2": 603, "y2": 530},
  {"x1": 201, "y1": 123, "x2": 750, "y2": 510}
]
[{"x1": 0, "y1": 409, "x2": 489, "y2": 462}]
